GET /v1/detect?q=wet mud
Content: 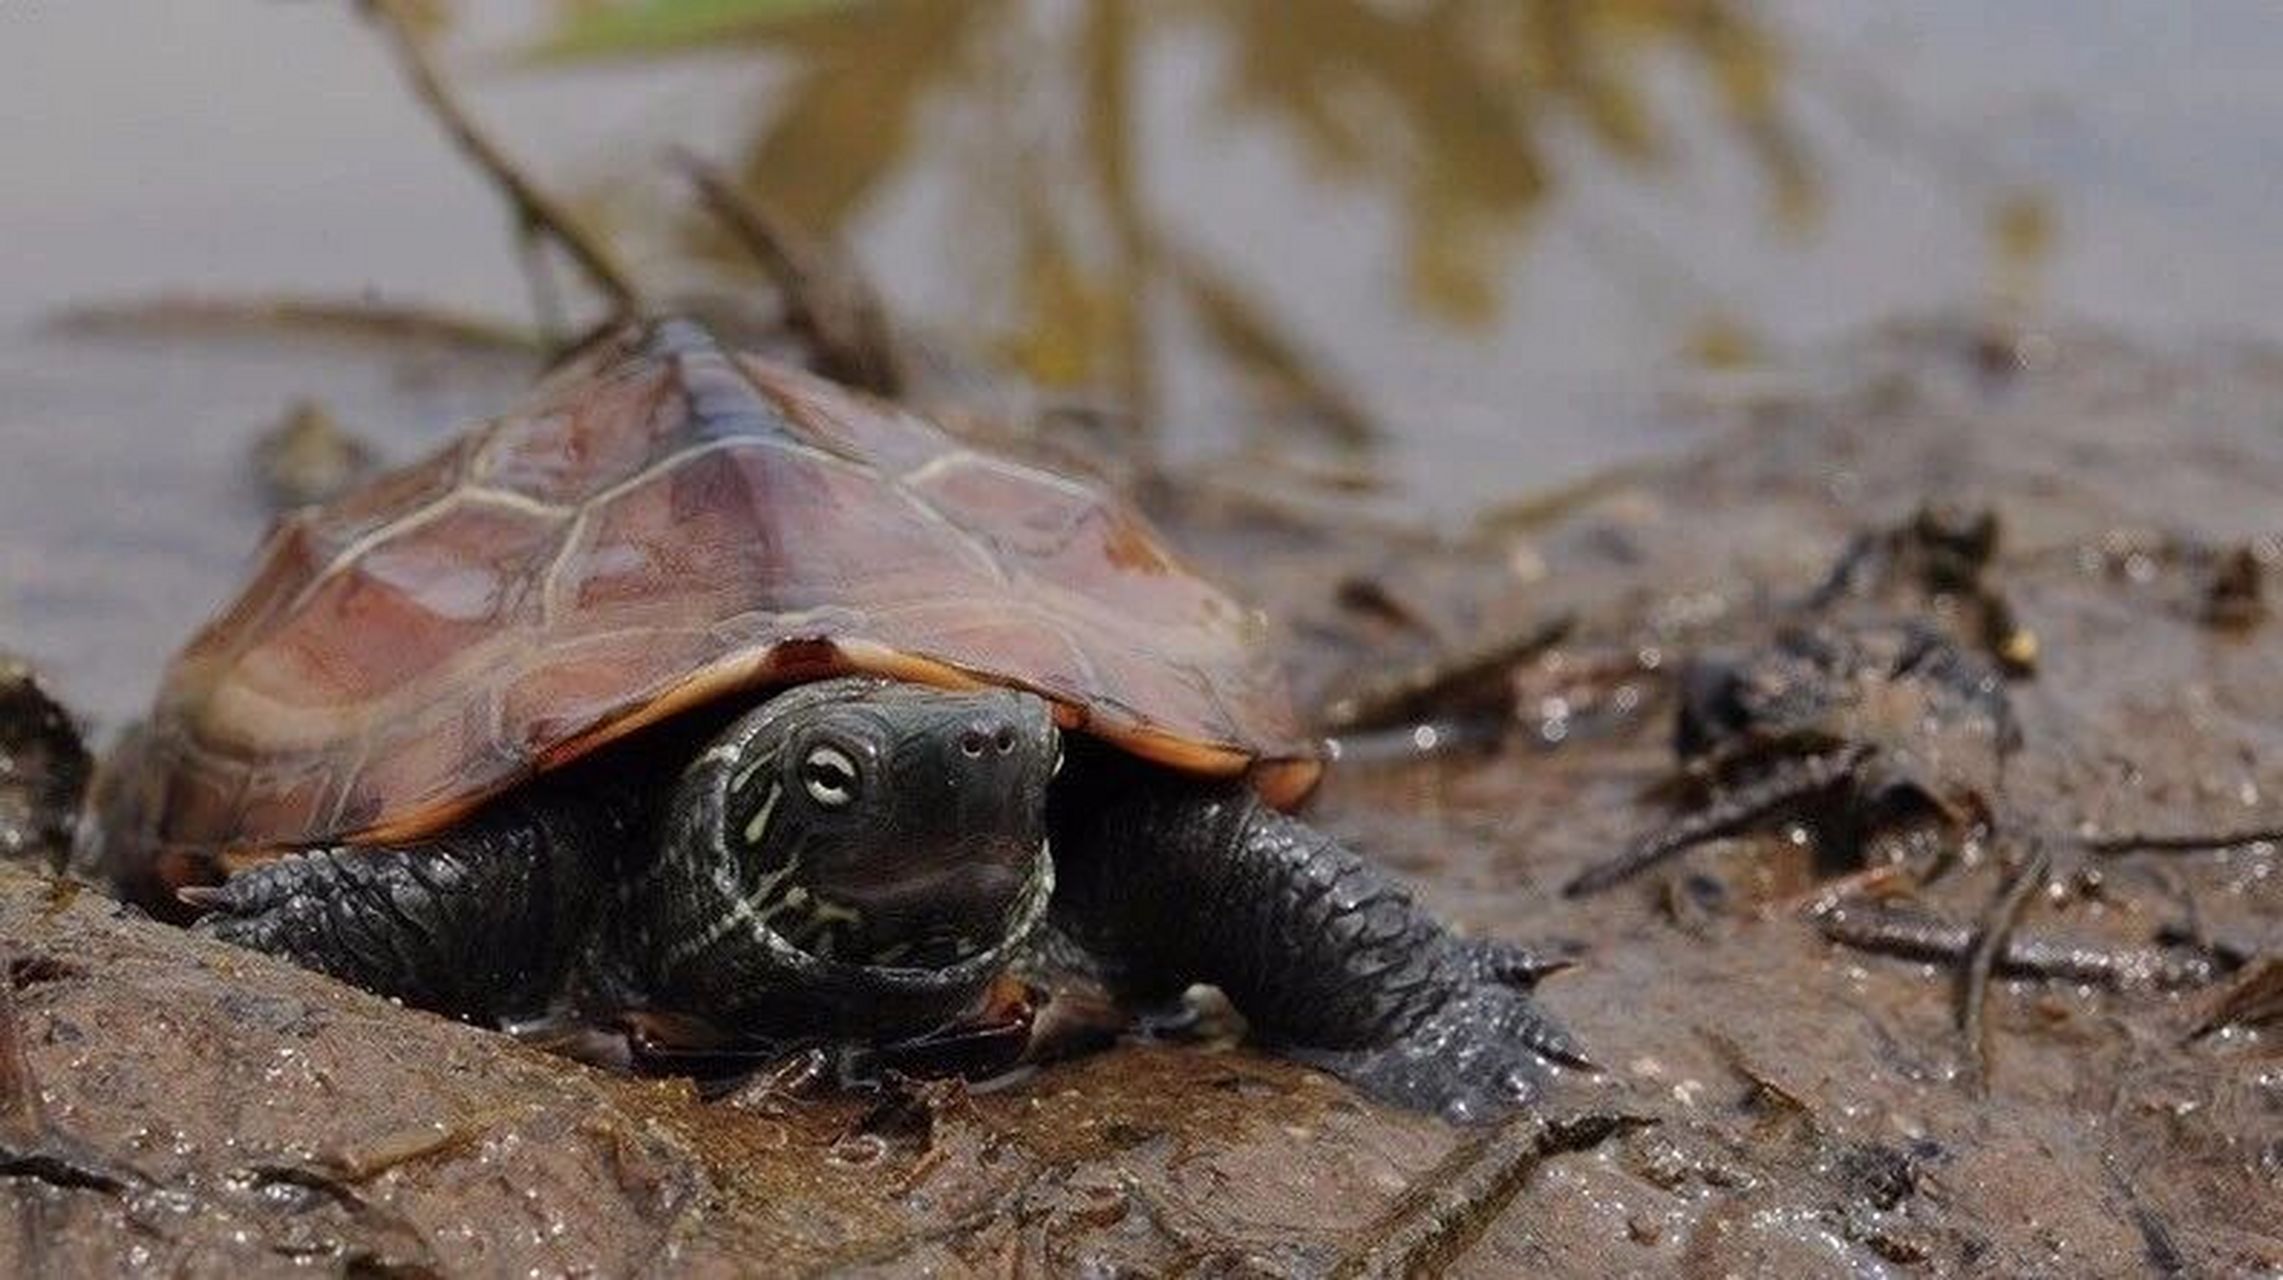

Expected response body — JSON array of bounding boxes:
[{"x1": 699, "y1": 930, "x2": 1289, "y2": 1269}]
[{"x1": 6, "y1": 320, "x2": 2280, "y2": 1275}]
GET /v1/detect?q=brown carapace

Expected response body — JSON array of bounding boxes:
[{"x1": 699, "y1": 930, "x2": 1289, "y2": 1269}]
[{"x1": 88, "y1": 320, "x2": 1320, "y2": 898}]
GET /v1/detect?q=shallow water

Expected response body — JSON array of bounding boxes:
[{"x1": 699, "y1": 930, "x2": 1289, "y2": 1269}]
[{"x1": 5, "y1": 1, "x2": 2283, "y2": 714}]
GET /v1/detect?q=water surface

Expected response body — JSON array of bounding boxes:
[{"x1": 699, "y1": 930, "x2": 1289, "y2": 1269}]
[{"x1": 5, "y1": 0, "x2": 2281, "y2": 721}]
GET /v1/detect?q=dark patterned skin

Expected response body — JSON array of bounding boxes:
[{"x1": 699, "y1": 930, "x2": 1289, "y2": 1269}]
[
  {"x1": 186, "y1": 774, "x2": 645, "y2": 1020},
  {"x1": 188, "y1": 683, "x2": 1581, "y2": 1123},
  {"x1": 1050, "y1": 744, "x2": 1585, "y2": 1120}
]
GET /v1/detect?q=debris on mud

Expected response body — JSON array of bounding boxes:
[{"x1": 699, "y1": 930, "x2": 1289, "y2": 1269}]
[
  {"x1": 2189, "y1": 954, "x2": 2283, "y2": 1040},
  {"x1": 1317, "y1": 611, "x2": 1574, "y2": 737},
  {"x1": 1807, "y1": 500, "x2": 2039, "y2": 675},
  {"x1": 0, "y1": 656, "x2": 88, "y2": 869},
  {"x1": 1565, "y1": 620, "x2": 2017, "y2": 897},
  {"x1": 251, "y1": 399, "x2": 377, "y2": 510}
]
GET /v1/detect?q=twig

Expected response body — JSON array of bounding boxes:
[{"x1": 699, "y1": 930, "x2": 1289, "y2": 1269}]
[
  {"x1": 362, "y1": 0, "x2": 642, "y2": 322},
  {"x1": 1156, "y1": 231, "x2": 1379, "y2": 449},
  {"x1": 1334, "y1": 576, "x2": 1446, "y2": 641},
  {"x1": 673, "y1": 148, "x2": 905, "y2": 397},
  {"x1": 2103, "y1": 1156, "x2": 2188, "y2": 1277},
  {"x1": 1318, "y1": 612, "x2": 1575, "y2": 734},
  {"x1": 2186, "y1": 954, "x2": 2283, "y2": 1042},
  {"x1": 1334, "y1": 1113, "x2": 1543, "y2": 1278},
  {"x1": 2080, "y1": 825, "x2": 2283, "y2": 855},
  {"x1": 1958, "y1": 839, "x2": 2049, "y2": 1089},
  {"x1": 1468, "y1": 455, "x2": 1675, "y2": 542},
  {"x1": 1698, "y1": 1027, "x2": 1813, "y2": 1119},
  {"x1": 1761, "y1": 861, "x2": 1911, "y2": 920},
  {"x1": 1817, "y1": 899, "x2": 2229, "y2": 991},
  {"x1": 318, "y1": 1106, "x2": 521, "y2": 1181},
  {"x1": 1334, "y1": 1111, "x2": 1646, "y2": 1278},
  {"x1": 1564, "y1": 744, "x2": 1870, "y2": 897},
  {"x1": 47, "y1": 294, "x2": 547, "y2": 356},
  {"x1": 516, "y1": 223, "x2": 569, "y2": 348}
]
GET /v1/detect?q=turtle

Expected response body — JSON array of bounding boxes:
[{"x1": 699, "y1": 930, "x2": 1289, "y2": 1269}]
[{"x1": 80, "y1": 319, "x2": 1581, "y2": 1122}]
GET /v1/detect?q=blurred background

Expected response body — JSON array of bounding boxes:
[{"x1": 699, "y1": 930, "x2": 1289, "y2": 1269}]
[{"x1": 4, "y1": 0, "x2": 2282, "y2": 723}]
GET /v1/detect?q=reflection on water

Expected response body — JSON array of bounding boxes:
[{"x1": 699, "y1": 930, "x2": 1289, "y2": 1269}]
[
  {"x1": 537, "y1": 0, "x2": 1842, "y2": 445},
  {"x1": 48, "y1": 0, "x2": 2283, "y2": 721}
]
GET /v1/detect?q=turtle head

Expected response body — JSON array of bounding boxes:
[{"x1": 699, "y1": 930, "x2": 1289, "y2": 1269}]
[
  {"x1": 630, "y1": 676, "x2": 1059, "y2": 1038},
  {"x1": 713, "y1": 676, "x2": 1059, "y2": 965}
]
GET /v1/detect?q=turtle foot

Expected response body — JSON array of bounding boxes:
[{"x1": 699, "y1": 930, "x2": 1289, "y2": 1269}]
[
  {"x1": 185, "y1": 851, "x2": 358, "y2": 960},
  {"x1": 188, "y1": 848, "x2": 490, "y2": 1011},
  {"x1": 1291, "y1": 940, "x2": 1588, "y2": 1125},
  {"x1": 184, "y1": 832, "x2": 578, "y2": 1023}
]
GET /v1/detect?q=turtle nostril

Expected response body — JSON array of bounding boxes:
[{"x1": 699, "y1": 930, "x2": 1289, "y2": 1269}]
[
  {"x1": 959, "y1": 730, "x2": 988, "y2": 758},
  {"x1": 994, "y1": 726, "x2": 1017, "y2": 754}
]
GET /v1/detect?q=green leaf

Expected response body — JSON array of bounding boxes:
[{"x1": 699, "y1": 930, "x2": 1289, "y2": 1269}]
[{"x1": 532, "y1": 0, "x2": 860, "y2": 61}]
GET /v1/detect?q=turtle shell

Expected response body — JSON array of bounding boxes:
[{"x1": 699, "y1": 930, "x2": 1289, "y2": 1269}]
[{"x1": 96, "y1": 321, "x2": 1320, "y2": 885}]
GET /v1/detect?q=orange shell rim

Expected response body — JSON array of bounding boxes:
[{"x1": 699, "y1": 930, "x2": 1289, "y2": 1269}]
[{"x1": 253, "y1": 636, "x2": 1323, "y2": 861}]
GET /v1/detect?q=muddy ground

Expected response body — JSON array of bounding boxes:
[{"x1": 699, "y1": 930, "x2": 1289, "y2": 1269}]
[{"x1": 3, "y1": 319, "x2": 2278, "y2": 1276}]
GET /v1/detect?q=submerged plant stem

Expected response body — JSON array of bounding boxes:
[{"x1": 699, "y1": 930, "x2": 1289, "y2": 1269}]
[
  {"x1": 673, "y1": 148, "x2": 904, "y2": 397},
  {"x1": 363, "y1": 0, "x2": 643, "y2": 324},
  {"x1": 47, "y1": 294, "x2": 547, "y2": 357}
]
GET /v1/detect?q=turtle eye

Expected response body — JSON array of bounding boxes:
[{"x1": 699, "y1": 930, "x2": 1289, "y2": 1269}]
[{"x1": 802, "y1": 745, "x2": 859, "y2": 808}]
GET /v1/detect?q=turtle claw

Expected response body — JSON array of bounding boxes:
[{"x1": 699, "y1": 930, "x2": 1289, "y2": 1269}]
[
  {"x1": 1475, "y1": 939, "x2": 1579, "y2": 990},
  {"x1": 1295, "y1": 943, "x2": 1586, "y2": 1125},
  {"x1": 184, "y1": 857, "x2": 319, "y2": 950}
]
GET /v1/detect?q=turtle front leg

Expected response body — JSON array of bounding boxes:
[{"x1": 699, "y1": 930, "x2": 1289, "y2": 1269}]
[
  {"x1": 1050, "y1": 752, "x2": 1586, "y2": 1122},
  {"x1": 188, "y1": 777, "x2": 643, "y2": 1022}
]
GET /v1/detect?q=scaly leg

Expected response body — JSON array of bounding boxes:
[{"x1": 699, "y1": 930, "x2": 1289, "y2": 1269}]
[
  {"x1": 187, "y1": 774, "x2": 646, "y2": 1022},
  {"x1": 1050, "y1": 749, "x2": 1584, "y2": 1123}
]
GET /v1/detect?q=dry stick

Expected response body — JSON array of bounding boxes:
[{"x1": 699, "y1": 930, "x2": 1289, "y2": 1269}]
[
  {"x1": 2080, "y1": 825, "x2": 2283, "y2": 855},
  {"x1": 1563, "y1": 744, "x2": 1871, "y2": 897},
  {"x1": 1958, "y1": 838, "x2": 2049, "y2": 1090},
  {"x1": 1333, "y1": 1112, "x2": 1646, "y2": 1278},
  {"x1": 1155, "y1": 231, "x2": 1379, "y2": 450},
  {"x1": 2187, "y1": 955, "x2": 2283, "y2": 1042},
  {"x1": 516, "y1": 223, "x2": 569, "y2": 349},
  {"x1": 1816, "y1": 899, "x2": 2226, "y2": 991},
  {"x1": 672, "y1": 148, "x2": 905, "y2": 397},
  {"x1": 1318, "y1": 612, "x2": 1575, "y2": 734},
  {"x1": 318, "y1": 1105, "x2": 523, "y2": 1182},
  {"x1": 1761, "y1": 861, "x2": 1911, "y2": 921},
  {"x1": 2104, "y1": 1155, "x2": 2189, "y2": 1277},
  {"x1": 1333, "y1": 1113, "x2": 1548, "y2": 1279},
  {"x1": 361, "y1": 0, "x2": 642, "y2": 324},
  {"x1": 1698, "y1": 1026, "x2": 1813, "y2": 1118},
  {"x1": 49, "y1": 294, "x2": 546, "y2": 356}
]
